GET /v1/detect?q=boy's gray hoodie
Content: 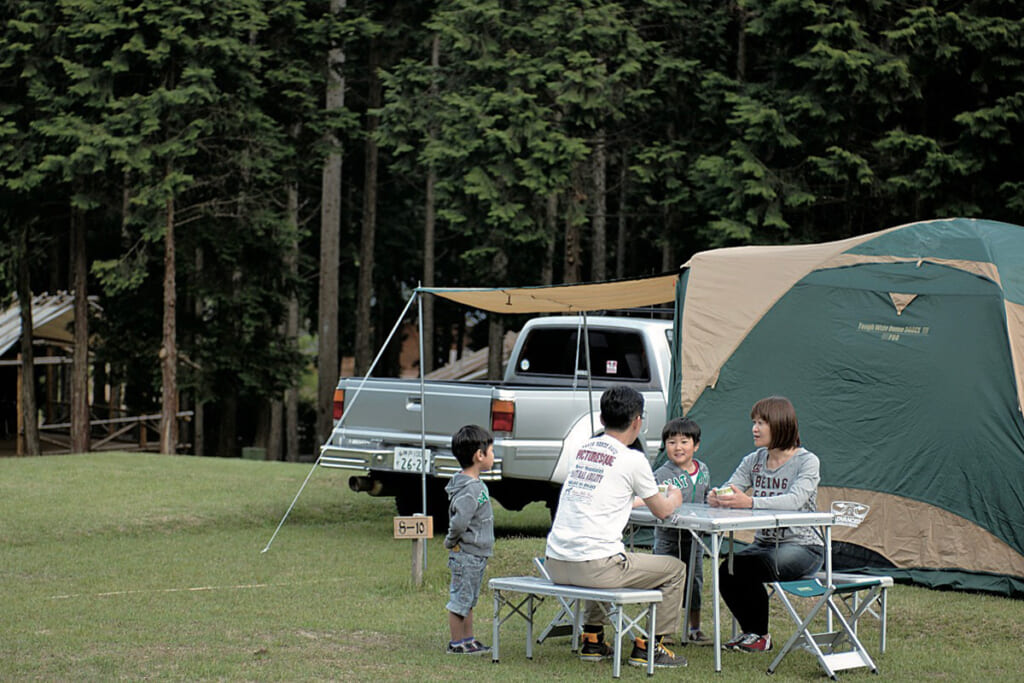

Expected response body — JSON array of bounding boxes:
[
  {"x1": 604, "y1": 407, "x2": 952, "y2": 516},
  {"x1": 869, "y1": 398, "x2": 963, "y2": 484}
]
[{"x1": 443, "y1": 473, "x2": 495, "y2": 557}]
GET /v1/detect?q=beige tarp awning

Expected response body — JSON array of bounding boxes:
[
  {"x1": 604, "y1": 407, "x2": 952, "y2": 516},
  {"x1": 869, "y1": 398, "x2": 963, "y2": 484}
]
[{"x1": 424, "y1": 274, "x2": 677, "y2": 313}]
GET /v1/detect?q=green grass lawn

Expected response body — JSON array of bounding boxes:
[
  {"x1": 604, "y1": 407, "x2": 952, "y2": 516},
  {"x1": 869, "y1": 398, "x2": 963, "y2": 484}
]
[{"x1": 1, "y1": 453, "x2": 1021, "y2": 681}]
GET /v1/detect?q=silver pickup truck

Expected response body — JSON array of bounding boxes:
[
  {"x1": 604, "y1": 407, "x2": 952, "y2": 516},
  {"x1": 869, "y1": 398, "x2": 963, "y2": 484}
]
[{"x1": 320, "y1": 315, "x2": 673, "y2": 525}]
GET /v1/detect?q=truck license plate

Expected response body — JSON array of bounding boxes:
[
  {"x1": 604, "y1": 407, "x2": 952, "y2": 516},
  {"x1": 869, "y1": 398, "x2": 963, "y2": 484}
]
[{"x1": 394, "y1": 447, "x2": 431, "y2": 473}]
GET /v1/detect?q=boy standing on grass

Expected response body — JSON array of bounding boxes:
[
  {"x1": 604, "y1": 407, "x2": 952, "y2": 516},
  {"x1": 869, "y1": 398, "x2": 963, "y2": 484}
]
[
  {"x1": 652, "y1": 417, "x2": 713, "y2": 645},
  {"x1": 444, "y1": 425, "x2": 495, "y2": 655}
]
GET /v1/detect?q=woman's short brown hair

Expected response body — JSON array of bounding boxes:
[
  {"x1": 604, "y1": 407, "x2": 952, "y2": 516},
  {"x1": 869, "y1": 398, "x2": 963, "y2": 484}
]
[{"x1": 750, "y1": 396, "x2": 801, "y2": 450}]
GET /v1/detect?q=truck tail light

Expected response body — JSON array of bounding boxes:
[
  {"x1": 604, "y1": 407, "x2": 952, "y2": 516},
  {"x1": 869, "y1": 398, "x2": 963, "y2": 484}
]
[
  {"x1": 491, "y1": 399, "x2": 515, "y2": 433},
  {"x1": 332, "y1": 389, "x2": 345, "y2": 420}
]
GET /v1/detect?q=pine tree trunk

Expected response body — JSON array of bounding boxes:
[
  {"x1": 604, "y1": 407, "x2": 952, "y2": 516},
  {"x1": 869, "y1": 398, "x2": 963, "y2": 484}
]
[
  {"x1": 268, "y1": 399, "x2": 283, "y2": 461},
  {"x1": 254, "y1": 399, "x2": 272, "y2": 458},
  {"x1": 616, "y1": 153, "x2": 627, "y2": 278},
  {"x1": 735, "y1": 2, "x2": 747, "y2": 82},
  {"x1": 421, "y1": 34, "x2": 440, "y2": 375},
  {"x1": 422, "y1": 169, "x2": 436, "y2": 375},
  {"x1": 661, "y1": 204, "x2": 674, "y2": 272},
  {"x1": 316, "y1": 0, "x2": 346, "y2": 446},
  {"x1": 354, "y1": 38, "x2": 381, "y2": 376},
  {"x1": 542, "y1": 193, "x2": 557, "y2": 285},
  {"x1": 487, "y1": 252, "x2": 507, "y2": 380},
  {"x1": 285, "y1": 182, "x2": 301, "y2": 462},
  {"x1": 217, "y1": 393, "x2": 238, "y2": 458},
  {"x1": 590, "y1": 131, "x2": 607, "y2": 281},
  {"x1": 563, "y1": 165, "x2": 584, "y2": 284},
  {"x1": 16, "y1": 223, "x2": 39, "y2": 456},
  {"x1": 71, "y1": 208, "x2": 90, "y2": 454},
  {"x1": 193, "y1": 245, "x2": 205, "y2": 457},
  {"x1": 160, "y1": 193, "x2": 179, "y2": 455}
]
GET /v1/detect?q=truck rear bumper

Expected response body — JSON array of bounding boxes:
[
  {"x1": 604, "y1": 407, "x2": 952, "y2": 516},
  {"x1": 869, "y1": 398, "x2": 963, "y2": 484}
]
[{"x1": 319, "y1": 444, "x2": 502, "y2": 481}]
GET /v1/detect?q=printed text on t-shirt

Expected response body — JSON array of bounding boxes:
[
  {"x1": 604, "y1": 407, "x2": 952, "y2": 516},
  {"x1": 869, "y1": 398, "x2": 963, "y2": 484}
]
[
  {"x1": 754, "y1": 474, "x2": 789, "y2": 491},
  {"x1": 576, "y1": 448, "x2": 616, "y2": 466}
]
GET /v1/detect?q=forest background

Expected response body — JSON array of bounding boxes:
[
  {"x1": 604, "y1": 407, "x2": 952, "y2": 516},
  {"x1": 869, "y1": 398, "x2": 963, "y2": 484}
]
[{"x1": 1, "y1": 0, "x2": 1021, "y2": 461}]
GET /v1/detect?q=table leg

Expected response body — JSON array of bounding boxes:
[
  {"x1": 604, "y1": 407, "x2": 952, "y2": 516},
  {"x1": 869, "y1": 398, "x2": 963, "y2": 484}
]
[
  {"x1": 612, "y1": 604, "x2": 622, "y2": 679},
  {"x1": 648, "y1": 603, "x2": 657, "y2": 676},
  {"x1": 572, "y1": 600, "x2": 582, "y2": 651},
  {"x1": 525, "y1": 595, "x2": 534, "y2": 659},
  {"x1": 492, "y1": 590, "x2": 500, "y2": 662},
  {"x1": 712, "y1": 532, "x2": 722, "y2": 672},
  {"x1": 682, "y1": 530, "x2": 698, "y2": 637},
  {"x1": 824, "y1": 525, "x2": 833, "y2": 633}
]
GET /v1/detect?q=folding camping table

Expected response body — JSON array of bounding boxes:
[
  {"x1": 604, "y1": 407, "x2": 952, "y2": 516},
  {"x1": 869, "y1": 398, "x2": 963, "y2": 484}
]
[{"x1": 628, "y1": 503, "x2": 834, "y2": 672}]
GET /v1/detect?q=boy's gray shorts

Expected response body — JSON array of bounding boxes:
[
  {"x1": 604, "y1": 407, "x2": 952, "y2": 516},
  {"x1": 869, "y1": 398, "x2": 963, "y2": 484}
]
[{"x1": 446, "y1": 550, "x2": 488, "y2": 617}]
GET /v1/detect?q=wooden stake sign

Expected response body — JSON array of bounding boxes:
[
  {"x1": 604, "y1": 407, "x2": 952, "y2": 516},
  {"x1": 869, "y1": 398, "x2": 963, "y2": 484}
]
[{"x1": 394, "y1": 515, "x2": 433, "y2": 586}]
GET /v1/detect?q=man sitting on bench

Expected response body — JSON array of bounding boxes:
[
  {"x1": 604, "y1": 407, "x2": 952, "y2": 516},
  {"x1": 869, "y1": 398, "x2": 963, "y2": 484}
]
[{"x1": 544, "y1": 386, "x2": 687, "y2": 669}]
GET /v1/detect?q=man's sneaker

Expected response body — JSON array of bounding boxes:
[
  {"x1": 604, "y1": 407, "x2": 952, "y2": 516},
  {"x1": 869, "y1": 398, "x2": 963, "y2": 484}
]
[
  {"x1": 629, "y1": 637, "x2": 687, "y2": 668},
  {"x1": 580, "y1": 631, "x2": 613, "y2": 662},
  {"x1": 688, "y1": 628, "x2": 714, "y2": 646},
  {"x1": 735, "y1": 632, "x2": 772, "y2": 653}
]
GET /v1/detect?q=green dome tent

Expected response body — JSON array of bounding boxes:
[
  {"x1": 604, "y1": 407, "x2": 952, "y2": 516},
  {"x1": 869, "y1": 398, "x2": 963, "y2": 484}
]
[{"x1": 670, "y1": 217, "x2": 1024, "y2": 597}]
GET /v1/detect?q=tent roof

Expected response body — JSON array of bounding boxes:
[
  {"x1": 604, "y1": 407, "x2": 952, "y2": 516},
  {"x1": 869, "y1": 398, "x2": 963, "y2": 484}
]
[
  {"x1": 422, "y1": 273, "x2": 677, "y2": 313},
  {"x1": 0, "y1": 292, "x2": 98, "y2": 357},
  {"x1": 676, "y1": 217, "x2": 1024, "y2": 415}
]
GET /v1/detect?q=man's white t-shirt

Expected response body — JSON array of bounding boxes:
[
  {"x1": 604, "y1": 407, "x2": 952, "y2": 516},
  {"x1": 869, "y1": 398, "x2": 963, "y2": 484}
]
[{"x1": 545, "y1": 433, "x2": 659, "y2": 561}]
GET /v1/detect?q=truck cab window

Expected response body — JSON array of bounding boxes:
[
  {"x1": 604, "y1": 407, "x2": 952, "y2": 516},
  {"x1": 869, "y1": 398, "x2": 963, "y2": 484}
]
[{"x1": 514, "y1": 328, "x2": 649, "y2": 382}]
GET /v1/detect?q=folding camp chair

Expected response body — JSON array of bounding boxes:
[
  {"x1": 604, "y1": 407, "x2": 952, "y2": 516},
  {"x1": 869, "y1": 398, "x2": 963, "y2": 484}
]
[
  {"x1": 533, "y1": 557, "x2": 582, "y2": 648},
  {"x1": 814, "y1": 570, "x2": 893, "y2": 654},
  {"x1": 766, "y1": 576, "x2": 882, "y2": 678},
  {"x1": 822, "y1": 500, "x2": 892, "y2": 650},
  {"x1": 765, "y1": 501, "x2": 887, "y2": 679}
]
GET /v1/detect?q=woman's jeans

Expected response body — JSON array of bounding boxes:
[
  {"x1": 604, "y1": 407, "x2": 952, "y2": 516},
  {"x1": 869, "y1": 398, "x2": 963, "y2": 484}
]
[{"x1": 718, "y1": 541, "x2": 824, "y2": 636}]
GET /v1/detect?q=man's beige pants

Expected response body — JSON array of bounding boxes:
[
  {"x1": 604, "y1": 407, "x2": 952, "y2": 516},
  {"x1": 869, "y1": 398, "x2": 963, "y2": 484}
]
[{"x1": 545, "y1": 552, "x2": 686, "y2": 636}]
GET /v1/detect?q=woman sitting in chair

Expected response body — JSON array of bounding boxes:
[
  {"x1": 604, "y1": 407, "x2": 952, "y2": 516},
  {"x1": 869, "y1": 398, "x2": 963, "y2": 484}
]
[{"x1": 709, "y1": 395, "x2": 823, "y2": 654}]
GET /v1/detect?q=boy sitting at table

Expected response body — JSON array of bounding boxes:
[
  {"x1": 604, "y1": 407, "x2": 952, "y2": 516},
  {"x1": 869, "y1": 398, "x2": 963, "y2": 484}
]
[{"x1": 652, "y1": 417, "x2": 713, "y2": 645}]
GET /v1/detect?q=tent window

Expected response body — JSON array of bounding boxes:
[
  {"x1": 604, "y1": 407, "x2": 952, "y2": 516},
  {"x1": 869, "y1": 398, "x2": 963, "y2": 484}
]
[{"x1": 513, "y1": 328, "x2": 650, "y2": 381}]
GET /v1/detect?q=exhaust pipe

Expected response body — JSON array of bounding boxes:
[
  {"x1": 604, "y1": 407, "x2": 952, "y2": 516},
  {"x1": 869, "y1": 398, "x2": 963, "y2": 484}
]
[{"x1": 349, "y1": 475, "x2": 386, "y2": 496}]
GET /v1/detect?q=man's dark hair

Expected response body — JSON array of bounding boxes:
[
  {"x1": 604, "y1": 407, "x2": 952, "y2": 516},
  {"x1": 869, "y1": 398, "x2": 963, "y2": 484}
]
[
  {"x1": 600, "y1": 386, "x2": 644, "y2": 432},
  {"x1": 662, "y1": 417, "x2": 701, "y2": 444},
  {"x1": 451, "y1": 424, "x2": 493, "y2": 468}
]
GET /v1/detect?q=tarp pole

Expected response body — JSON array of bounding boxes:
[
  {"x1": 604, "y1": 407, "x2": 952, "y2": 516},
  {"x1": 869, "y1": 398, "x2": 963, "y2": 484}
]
[
  {"x1": 261, "y1": 289, "x2": 420, "y2": 554},
  {"x1": 572, "y1": 317, "x2": 582, "y2": 391},
  {"x1": 418, "y1": 287, "x2": 428, "y2": 572},
  {"x1": 583, "y1": 312, "x2": 595, "y2": 436}
]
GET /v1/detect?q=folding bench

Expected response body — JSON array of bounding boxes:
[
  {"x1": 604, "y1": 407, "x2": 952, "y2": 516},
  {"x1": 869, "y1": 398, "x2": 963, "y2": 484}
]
[
  {"x1": 532, "y1": 557, "x2": 580, "y2": 648},
  {"x1": 489, "y1": 575, "x2": 662, "y2": 678}
]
